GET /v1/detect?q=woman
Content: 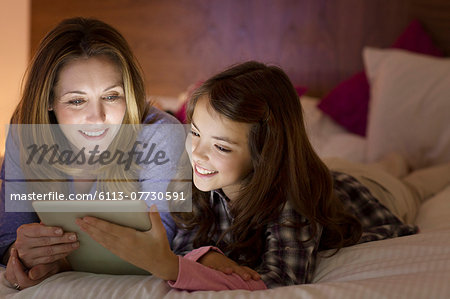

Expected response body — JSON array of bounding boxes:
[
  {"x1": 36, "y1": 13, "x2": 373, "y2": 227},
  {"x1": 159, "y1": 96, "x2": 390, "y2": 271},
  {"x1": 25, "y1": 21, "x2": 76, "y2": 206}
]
[{"x1": 0, "y1": 17, "x2": 185, "y2": 290}]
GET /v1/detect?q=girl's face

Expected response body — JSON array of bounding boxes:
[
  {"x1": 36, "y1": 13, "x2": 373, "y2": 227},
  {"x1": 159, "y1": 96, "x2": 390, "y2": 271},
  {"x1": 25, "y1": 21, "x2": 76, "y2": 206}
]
[
  {"x1": 189, "y1": 96, "x2": 253, "y2": 200},
  {"x1": 52, "y1": 56, "x2": 126, "y2": 153}
]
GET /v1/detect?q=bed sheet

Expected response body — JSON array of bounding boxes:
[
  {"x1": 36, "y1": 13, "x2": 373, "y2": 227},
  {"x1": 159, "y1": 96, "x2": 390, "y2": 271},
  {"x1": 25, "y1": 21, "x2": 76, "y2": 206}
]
[
  {"x1": 1, "y1": 228, "x2": 449, "y2": 299},
  {"x1": 1, "y1": 184, "x2": 449, "y2": 298},
  {"x1": 1, "y1": 96, "x2": 449, "y2": 298}
]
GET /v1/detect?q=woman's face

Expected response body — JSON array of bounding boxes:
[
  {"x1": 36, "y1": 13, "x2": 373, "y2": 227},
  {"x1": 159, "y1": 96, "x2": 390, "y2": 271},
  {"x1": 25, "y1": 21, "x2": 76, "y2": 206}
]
[
  {"x1": 52, "y1": 56, "x2": 126, "y2": 153},
  {"x1": 188, "y1": 96, "x2": 253, "y2": 200}
]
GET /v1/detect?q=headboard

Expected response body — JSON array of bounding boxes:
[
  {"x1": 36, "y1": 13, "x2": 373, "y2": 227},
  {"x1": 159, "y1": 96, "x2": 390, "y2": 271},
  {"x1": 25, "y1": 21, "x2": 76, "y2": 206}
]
[{"x1": 31, "y1": 0, "x2": 450, "y2": 98}]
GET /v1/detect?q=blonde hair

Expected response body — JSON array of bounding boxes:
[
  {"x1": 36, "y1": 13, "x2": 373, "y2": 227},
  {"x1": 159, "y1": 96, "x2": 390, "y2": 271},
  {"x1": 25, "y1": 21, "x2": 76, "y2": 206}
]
[{"x1": 11, "y1": 17, "x2": 149, "y2": 195}]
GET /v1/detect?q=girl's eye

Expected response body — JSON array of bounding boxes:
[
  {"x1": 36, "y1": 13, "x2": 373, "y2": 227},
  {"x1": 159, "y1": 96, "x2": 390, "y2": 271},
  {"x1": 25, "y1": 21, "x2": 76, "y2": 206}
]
[
  {"x1": 190, "y1": 130, "x2": 200, "y2": 137},
  {"x1": 215, "y1": 145, "x2": 231, "y2": 153}
]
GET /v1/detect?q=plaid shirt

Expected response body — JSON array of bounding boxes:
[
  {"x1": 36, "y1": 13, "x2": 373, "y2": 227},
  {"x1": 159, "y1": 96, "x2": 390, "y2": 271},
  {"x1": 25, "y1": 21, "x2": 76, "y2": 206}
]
[{"x1": 172, "y1": 171, "x2": 418, "y2": 289}]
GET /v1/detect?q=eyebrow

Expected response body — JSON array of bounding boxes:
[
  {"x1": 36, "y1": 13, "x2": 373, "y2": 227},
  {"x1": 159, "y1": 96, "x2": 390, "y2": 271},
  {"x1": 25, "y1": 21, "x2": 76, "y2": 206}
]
[
  {"x1": 192, "y1": 122, "x2": 238, "y2": 145},
  {"x1": 61, "y1": 84, "x2": 123, "y2": 97}
]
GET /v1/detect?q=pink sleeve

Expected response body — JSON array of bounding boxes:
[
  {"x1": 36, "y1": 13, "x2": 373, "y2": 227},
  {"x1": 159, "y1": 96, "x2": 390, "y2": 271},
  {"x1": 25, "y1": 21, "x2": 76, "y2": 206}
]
[{"x1": 167, "y1": 246, "x2": 267, "y2": 291}]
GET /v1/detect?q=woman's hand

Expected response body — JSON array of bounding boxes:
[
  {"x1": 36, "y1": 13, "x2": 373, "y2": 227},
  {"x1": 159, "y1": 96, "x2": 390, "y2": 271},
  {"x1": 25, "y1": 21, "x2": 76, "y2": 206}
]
[
  {"x1": 13, "y1": 223, "x2": 79, "y2": 269},
  {"x1": 198, "y1": 251, "x2": 260, "y2": 281},
  {"x1": 3, "y1": 222, "x2": 76, "y2": 290},
  {"x1": 4, "y1": 247, "x2": 70, "y2": 291},
  {"x1": 76, "y1": 205, "x2": 179, "y2": 281}
]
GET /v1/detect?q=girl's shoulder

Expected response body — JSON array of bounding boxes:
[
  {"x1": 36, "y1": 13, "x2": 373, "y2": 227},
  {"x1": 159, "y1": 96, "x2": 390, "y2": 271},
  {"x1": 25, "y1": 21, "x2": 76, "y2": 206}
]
[{"x1": 330, "y1": 171, "x2": 366, "y2": 195}]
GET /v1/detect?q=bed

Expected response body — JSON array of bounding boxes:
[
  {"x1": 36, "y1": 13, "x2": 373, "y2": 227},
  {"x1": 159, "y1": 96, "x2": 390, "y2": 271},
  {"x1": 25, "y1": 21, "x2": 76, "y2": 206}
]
[
  {"x1": 2, "y1": 1, "x2": 450, "y2": 298},
  {"x1": 1, "y1": 43, "x2": 450, "y2": 298}
]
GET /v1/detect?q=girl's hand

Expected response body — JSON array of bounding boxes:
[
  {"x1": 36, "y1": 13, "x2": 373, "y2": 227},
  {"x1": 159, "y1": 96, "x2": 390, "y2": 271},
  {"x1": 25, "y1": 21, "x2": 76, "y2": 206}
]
[
  {"x1": 198, "y1": 251, "x2": 260, "y2": 281},
  {"x1": 76, "y1": 205, "x2": 179, "y2": 281}
]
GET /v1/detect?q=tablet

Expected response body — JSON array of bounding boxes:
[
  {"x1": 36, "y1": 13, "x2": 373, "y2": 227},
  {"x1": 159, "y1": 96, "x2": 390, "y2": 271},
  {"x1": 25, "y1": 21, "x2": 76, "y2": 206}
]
[{"x1": 32, "y1": 200, "x2": 152, "y2": 275}]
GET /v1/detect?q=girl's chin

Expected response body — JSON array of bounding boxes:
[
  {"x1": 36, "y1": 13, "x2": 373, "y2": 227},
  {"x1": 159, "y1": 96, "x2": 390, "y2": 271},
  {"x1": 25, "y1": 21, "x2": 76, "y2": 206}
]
[{"x1": 192, "y1": 180, "x2": 214, "y2": 192}]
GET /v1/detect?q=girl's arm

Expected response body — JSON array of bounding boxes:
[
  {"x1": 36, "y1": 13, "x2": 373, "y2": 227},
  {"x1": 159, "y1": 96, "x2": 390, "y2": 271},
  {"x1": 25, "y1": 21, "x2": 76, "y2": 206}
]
[
  {"x1": 77, "y1": 206, "x2": 267, "y2": 291},
  {"x1": 168, "y1": 246, "x2": 266, "y2": 291}
]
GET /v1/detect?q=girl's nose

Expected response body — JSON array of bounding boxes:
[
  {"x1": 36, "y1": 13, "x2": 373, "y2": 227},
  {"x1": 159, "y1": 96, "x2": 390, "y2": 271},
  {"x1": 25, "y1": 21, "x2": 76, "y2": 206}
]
[{"x1": 191, "y1": 140, "x2": 208, "y2": 162}]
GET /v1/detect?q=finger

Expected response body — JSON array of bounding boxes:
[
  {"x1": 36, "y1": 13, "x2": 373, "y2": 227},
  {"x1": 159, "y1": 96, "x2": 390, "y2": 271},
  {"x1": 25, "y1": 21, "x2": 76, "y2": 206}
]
[
  {"x1": 27, "y1": 247, "x2": 76, "y2": 267},
  {"x1": 28, "y1": 262, "x2": 60, "y2": 281},
  {"x1": 77, "y1": 216, "x2": 132, "y2": 237},
  {"x1": 216, "y1": 266, "x2": 233, "y2": 275},
  {"x1": 232, "y1": 266, "x2": 251, "y2": 281},
  {"x1": 242, "y1": 266, "x2": 261, "y2": 280},
  {"x1": 76, "y1": 218, "x2": 121, "y2": 247},
  {"x1": 148, "y1": 205, "x2": 166, "y2": 235},
  {"x1": 17, "y1": 223, "x2": 64, "y2": 238},
  {"x1": 11, "y1": 248, "x2": 33, "y2": 287},
  {"x1": 19, "y1": 232, "x2": 78, "y2": 249},
  {"x1": 17, "y1": 240, "x2": 79, "y2": 267},
  {"x1": 5, "y1": 248, "x2": 18, "y2": 287}
]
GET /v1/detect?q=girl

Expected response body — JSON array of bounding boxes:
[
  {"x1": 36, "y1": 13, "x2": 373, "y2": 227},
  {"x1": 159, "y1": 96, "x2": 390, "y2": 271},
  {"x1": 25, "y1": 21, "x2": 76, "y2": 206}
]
[
  {"x1": 1, "y1": 17, "x2": 184, "y2": 290},
  {"x1": 77, "y1": 61, "x2": 429, "y2": 290}
]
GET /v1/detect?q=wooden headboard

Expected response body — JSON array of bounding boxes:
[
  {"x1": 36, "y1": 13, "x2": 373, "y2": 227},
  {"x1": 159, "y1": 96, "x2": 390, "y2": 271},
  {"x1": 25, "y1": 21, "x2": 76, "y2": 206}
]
[{"x1": 31, "y1": 0, "x2": 450, "y2": 98}]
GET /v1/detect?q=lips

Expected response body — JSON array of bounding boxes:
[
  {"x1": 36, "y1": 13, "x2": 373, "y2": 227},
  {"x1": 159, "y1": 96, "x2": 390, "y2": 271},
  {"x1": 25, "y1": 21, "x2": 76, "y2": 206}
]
[
  {"x1": 78, "y1": 128, "x2": 109, "y2": 140},
  {"x1": 194, "y1": 164, "x2": 218, "y2": 176}
]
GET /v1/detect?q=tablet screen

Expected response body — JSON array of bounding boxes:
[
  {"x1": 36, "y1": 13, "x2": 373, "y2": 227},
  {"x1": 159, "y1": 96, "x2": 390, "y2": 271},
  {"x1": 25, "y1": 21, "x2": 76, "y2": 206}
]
[{"x1": 32, "y1": 200, "x2": 152, "y2": 275}]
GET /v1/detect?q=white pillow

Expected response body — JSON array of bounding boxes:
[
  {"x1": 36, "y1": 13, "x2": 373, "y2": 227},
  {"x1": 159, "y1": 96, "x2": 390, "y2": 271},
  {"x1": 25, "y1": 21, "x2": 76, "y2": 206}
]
[
  {"x1": 364, "y1": 47, "x2": 450, "y2": 169},
  {"x1": 415, "y1": 185, "x2": 450, "y2": 231},
  {"x1": 301, "y1": 96, "x2": 367, "y2": 163}
]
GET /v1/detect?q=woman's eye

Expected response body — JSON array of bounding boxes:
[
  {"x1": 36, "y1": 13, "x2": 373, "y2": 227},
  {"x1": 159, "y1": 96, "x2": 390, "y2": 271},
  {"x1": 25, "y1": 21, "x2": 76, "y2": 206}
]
[
  {"x1": 68, "y1": 99, "x2": 85, "y2": 106},
  {"x1": 103, "y1": 95, "x2": 121, "y2": 101},
  {"x1": 190, "y1": 130, "x2": 200, "y2": 137},
  {"x1": 215, "y1": 145, "x2": 231, "y2": 153}
]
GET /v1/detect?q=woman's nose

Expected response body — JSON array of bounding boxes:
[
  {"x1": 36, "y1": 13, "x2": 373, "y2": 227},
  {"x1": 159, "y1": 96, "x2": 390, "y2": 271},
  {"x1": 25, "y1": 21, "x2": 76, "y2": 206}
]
[{"x1": 86, "y1": 101, "x2": 106, "y2": 123}]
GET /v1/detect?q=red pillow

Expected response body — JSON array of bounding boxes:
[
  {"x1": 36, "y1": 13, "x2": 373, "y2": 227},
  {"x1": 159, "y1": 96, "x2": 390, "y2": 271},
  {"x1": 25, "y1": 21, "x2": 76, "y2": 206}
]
[{"x1": 318, "y1": 19, "x2": 444, "y2": 136}]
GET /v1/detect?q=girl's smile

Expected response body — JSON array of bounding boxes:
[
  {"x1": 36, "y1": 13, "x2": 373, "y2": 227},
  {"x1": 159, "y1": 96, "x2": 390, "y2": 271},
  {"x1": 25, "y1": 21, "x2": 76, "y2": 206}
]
[
  {"x1": 194, "y1": 163, "x2": 219, "y2": 176},
  {"x1": 189, "y1": 96, "x2": 253, "y2": 200}
]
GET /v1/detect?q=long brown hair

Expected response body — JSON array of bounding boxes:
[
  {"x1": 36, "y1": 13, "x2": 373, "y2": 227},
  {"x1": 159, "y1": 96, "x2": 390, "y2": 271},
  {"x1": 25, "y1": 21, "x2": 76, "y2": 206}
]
[
  {"x1": 10, "y1": 17, "x2": 149, "y2": 195},
  {"x1": 176, "y1": 61, "x2": 361, "y2": 266}
]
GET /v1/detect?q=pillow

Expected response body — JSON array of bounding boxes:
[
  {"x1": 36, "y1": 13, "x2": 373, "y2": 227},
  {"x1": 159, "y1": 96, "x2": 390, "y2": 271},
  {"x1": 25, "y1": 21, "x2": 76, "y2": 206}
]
[
  {"x1": 318, "y1": 19, "x2": 444, "y2": 136},
  {"x1": 364, "y1": 47, "x2": 450, "y2": 169}
]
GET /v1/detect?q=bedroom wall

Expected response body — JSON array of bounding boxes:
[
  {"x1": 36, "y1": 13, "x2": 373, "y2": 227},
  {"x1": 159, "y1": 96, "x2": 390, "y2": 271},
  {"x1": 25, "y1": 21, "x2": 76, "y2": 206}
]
[
  {"x1": 26, "y1": 0, "x2": 450, "y2": 99},
  {"x1": 0, "y1": 0, "x2": 30, "y2": 155}
]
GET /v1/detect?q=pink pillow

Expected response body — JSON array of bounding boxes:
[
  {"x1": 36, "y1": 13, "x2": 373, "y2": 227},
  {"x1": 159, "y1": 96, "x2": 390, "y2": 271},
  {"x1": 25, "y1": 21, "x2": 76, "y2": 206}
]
[{"x1": 318, "y1": 19, "x2": 444, "y2": 136}]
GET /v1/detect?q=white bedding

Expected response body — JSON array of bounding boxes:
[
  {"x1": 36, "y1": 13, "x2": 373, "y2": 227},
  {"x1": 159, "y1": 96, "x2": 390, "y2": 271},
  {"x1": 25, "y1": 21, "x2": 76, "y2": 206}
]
[
  {"x1": 1, "y1": 218, "x2": 449, "y2": 298},
  {"x1": 1, "y1": 96, "x2": 449, "y2": 299}
]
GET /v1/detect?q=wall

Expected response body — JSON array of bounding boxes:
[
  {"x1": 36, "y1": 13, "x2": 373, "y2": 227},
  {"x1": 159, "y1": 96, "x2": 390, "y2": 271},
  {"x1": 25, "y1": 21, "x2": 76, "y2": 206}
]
[
  {"x1": 0, "y1": 0, "x2": 30, "y2": 155},
  {"x1": 30, "y1": 0, "x2": 415, "y2": 98}
]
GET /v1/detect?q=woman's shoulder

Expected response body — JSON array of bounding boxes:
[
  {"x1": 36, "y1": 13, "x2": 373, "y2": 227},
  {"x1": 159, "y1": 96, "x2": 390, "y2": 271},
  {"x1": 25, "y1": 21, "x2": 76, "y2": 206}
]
[{"x1": 143, "y1": 106, "x2": 181, "y2": 125}]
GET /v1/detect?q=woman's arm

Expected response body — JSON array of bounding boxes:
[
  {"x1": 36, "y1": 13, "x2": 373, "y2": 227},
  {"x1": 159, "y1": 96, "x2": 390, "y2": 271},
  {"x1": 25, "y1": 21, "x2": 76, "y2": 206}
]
[{"x1": 1, "y1": 145, "x2": 79, "y2": 288}]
